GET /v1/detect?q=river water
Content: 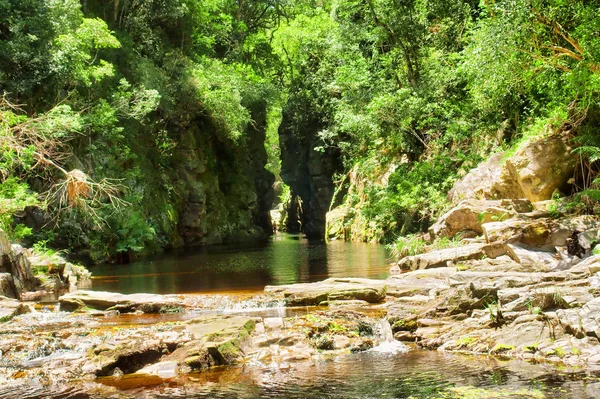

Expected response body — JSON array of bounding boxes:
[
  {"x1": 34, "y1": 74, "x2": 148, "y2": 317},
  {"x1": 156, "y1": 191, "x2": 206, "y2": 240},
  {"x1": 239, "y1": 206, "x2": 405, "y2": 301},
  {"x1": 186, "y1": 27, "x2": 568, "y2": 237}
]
[
  {"x1": 89, "y1": 234, "x2": 391, "y2": 294},
  {"x1": 96, "y1": 350, "x2": 600, "y2": 398},
  {"x1": 8, "y1": 235, "x2": 600, "y2": 398}
]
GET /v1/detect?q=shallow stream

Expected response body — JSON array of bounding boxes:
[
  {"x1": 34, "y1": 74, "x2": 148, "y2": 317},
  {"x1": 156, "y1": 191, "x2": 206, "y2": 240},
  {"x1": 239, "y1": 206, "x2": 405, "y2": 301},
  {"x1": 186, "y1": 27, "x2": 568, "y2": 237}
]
[{"x1": 5, "y1": 235, "x2": 600, "y2": 398}]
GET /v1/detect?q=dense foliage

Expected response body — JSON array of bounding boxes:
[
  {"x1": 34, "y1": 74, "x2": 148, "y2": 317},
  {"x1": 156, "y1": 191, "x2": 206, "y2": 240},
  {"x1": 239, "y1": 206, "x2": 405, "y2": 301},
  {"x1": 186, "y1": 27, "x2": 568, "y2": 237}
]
[{"x1": 2, "y1": 0, "x2": 600, "y2": 260}]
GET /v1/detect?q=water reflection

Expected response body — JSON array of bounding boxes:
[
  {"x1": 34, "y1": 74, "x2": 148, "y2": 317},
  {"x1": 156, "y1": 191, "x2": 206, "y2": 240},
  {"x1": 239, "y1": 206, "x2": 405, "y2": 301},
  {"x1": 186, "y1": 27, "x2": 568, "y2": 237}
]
[
  {"x1": 90, "y1": 234, "x2": 391, "y2": 294},
  {"x1": 92, "y1": 351, "x2": 600, "y2": 399}
]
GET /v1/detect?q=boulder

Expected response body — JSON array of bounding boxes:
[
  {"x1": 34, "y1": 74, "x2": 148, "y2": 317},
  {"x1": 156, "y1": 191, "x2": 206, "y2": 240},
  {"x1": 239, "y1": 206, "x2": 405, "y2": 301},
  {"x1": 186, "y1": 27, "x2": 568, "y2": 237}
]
[
  {"x1": 265, "y1": 278, "x2": 387, "y2": 306},
  {"x1": 59, "y1": 290, "x2": 184, "y2": 313},
  {"x1": 429, "y1": 199, "x2": 531, "y2": 239},
  {"x1": 449, "y1": 134, "x2": 576, "y2": 203},
  {"x1": 0, "y1": 273, "x2": 16, "y2": 298},
  {"x1": 0, "y1": 230, "x2": 38, "y2": 298},
  {"x1": 395, "y1": 243, "x2": 509, "y2": 271}
]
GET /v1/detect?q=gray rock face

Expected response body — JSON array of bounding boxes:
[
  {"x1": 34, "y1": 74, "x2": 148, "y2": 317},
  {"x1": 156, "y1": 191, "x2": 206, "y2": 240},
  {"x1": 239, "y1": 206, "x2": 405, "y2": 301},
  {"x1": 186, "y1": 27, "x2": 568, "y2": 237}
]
[
  {"x1": 0, "y1": 230, "x2": 38, "y2": 298},
  {"x1": 278, "y1": 107, "x2": 342, "y2": 238},
  {"x1": 482, "y1": 216, "x2": 600, "y2": 251},
  {"x1": 395, "y1": 243, "x2": 509, "y2": 271},
  {"x1": 59, "y1": 290, "x2": 183, "y2": 313},
  {"x1": 557, "y1": 297, "x2": 600, "y2": 339},
  {"x1": 171, "y1": 101, "x2": 274, "y2": 247},
  {"x1": 449, "y1": 133, "x2": 575, "y2": 203},
  {"x1": 265, "y1": 278, "x2": 387, "y2": 306}
]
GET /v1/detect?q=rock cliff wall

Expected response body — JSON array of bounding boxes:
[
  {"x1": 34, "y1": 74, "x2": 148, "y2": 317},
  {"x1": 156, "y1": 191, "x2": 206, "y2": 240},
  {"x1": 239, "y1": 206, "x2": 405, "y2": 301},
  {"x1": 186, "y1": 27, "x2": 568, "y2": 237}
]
[{"x1": 278, "y1": 108, "x2": 342, "y2": 238}]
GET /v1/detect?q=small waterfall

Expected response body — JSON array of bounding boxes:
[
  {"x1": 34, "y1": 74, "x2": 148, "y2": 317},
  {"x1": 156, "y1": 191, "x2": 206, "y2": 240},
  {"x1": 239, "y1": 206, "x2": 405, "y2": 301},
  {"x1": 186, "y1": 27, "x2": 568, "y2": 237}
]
[{"x1": 370, "y1": 319, "x2": 408, "y2": 355}]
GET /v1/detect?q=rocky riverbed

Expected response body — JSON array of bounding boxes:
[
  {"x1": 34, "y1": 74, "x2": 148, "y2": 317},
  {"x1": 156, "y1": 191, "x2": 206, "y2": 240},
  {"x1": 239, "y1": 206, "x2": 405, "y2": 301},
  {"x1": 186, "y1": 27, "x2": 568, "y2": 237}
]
[{"x1": 3, "y1": 199, "x2": 600, "y2": 396}]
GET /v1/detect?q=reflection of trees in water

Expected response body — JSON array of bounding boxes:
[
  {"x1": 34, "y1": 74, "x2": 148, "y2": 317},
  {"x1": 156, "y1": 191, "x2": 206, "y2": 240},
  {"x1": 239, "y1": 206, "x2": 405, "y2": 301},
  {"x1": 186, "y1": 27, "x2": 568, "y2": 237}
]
[{"x1": 90, "y1": 235, "x2": 389, "y2": 294}]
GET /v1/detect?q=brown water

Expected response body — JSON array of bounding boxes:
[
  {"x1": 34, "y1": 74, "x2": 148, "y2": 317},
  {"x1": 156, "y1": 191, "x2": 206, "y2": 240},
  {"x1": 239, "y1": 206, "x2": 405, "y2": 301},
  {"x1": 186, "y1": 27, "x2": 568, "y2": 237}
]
[
  {"x1": 94, "y1": 351, "x2": 600, "y2": 398},
  {"x1": 4, "y1": 351, "x2": 600, "y2": 398},
  {"x1": 7, "y1": 236, "x2": 600, "y2": 398},
  {"x1": 89, "y1": 234, "x2": 392, "y2": 294}
]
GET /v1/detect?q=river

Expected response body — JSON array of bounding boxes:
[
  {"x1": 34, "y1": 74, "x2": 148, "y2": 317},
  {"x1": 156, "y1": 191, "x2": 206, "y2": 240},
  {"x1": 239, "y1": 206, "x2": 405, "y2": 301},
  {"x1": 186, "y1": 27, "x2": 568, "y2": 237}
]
[
  {"x1": 89, "y1": 234, "x2": 391, "y2": 294},
  {"x1": 4, "y1": 235, "x2": 600, "y2": 398}
]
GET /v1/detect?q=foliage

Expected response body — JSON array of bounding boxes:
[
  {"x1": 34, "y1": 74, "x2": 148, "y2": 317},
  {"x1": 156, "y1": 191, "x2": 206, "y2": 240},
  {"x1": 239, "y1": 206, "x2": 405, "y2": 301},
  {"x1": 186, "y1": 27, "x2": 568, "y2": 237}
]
[{"x1": 3, "y1": 0, "x2": 600, "y2": 260}]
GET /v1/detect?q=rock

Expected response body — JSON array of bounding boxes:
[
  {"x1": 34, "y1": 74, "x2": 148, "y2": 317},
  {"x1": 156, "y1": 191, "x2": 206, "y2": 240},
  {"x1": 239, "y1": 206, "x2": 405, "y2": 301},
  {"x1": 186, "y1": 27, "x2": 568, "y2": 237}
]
[
  {"x1": 448, "y1": 152, "x2": 507, "y2": 203},
  {"x1": 482, "y1": 216, "x2": 600, "y2": 251},
  {"x1": 569, "y1": 255, "x2": 600, "y2": 275},
  {"x1": 0, "y1": 296, "x2": 30, "y2": 322},
  {"x1": 0, "y1": 230, "x2": 39, "y2": 298},
  {"x1": 505, "y1": 244, "x2": 559, "y2": 270},
  {"x1": 395, "y1": 243, "x2": 508, "y2": 271},
  {"x1": 265, "y1": 278, "x2": 387, "y2": 306},
  {"x1": 393, "y1": 331, "x2": 416, "y2": 341},
  {"x1": 0, "y1": 273, "x2": 16, "y2": 298},
  {"x1": 59, "y1": 291, "x2": 184, "y2": 313},
  {"x1": 135, "y1": 361, "x2": 179, "y2": 378},
  {"x1": 449, "y1": 134, "x2": 575, "y2": 203},
  {"x1": 263, "y1": 317, "x2": 284, "y2": 330},
  {"x1": 333, "y1": 335, "x2": 351, "y2": 349},
  {"x1": 429, "y1": 199, "x2": 531, "y2": 239},
  {"x1": 557, "y1": 297, "x2": 600, "y2": 339}
]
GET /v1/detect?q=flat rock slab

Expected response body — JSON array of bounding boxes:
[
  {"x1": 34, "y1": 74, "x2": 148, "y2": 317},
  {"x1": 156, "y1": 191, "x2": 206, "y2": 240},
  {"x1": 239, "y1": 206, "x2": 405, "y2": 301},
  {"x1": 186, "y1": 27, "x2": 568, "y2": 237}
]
[
  {"x1": 395, "y1": 243, "x2": 508, "y2": 271},
  {"x1": 185, "y1": 315, "x2": 256, "y2": 339},
  {"x1": 0, "y1": 295, "x2": 29, "y2": 322},
  {"x1": 265, "y1": 278, "x2": 387, "y2": 306},
  {"x1": 59, "y1": 290, "x2": 183, "y2": 313}
]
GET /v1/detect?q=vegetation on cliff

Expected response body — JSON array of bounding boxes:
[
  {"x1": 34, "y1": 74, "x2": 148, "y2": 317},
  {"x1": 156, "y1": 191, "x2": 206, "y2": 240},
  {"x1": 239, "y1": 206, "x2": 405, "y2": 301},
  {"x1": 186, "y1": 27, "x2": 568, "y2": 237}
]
[{"x1": 1, "y1": 0, "x2": 600, "y2": 261}]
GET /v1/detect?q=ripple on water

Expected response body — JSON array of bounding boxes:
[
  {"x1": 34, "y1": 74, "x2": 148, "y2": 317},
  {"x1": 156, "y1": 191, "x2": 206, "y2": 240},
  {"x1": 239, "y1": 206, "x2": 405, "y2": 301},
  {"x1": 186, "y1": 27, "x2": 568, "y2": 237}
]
[{"x1": 75, "y1": 351, "x2": 600, "y2": 399}]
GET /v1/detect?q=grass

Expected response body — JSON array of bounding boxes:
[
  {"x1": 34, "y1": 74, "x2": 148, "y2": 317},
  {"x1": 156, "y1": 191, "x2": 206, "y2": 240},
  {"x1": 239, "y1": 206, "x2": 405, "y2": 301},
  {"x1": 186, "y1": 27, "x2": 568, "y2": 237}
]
[{"x1": 388, "y1": 234, "x2": 463, "y2": 260}]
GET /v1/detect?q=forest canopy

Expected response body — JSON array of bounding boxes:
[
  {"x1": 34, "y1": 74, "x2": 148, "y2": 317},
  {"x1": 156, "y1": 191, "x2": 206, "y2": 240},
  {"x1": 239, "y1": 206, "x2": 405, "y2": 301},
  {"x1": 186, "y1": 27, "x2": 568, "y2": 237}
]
[{"x1": 1, "y1": 0, "x2": 599, "y2": 260}]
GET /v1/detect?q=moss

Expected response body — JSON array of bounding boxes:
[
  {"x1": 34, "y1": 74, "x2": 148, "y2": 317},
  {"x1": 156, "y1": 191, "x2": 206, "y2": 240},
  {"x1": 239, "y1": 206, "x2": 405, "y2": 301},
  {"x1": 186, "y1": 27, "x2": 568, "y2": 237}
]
[
  {"x1": 417, "y1": 386, "x2": 545, "y2": 399},
  {"x1": 491, "y1": 344, "x2": 515, "y2": 353},
  {"x1": 392, "y1": 319, "x2": 418, "y2": 332},
  {"x1": 524, "y1": 343, "x2": 539, "y2": 353},
  {"x1": 457, "y1": 336, "x2": 478, "y2": 347}
]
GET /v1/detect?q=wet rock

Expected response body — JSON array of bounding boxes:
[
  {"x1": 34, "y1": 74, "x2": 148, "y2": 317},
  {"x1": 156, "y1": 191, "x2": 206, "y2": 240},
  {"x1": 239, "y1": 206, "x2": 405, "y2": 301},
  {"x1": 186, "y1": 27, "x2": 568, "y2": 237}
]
[
  {"x1": 395, "y1": 243, "x2": 509, "y2": 271},
  {"x1": 90, "y1": 336, "x2": 178, "y2": 376},
  {"x1": 265, "y1": 278, "x2": 387, "y2": 306},
  {"x1": 333, "y1": 335, "x2": 351, "y2": 349},
  {"x1": 59, "y1": 290, "x2": 184, "y2": 313},
  {"x1": 313, "y1": 334, "x2": 334, "y2": 350},
  {"x1": 135, "y1": 361, "x2": 179, "y2": 378}
]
